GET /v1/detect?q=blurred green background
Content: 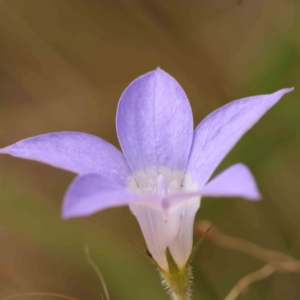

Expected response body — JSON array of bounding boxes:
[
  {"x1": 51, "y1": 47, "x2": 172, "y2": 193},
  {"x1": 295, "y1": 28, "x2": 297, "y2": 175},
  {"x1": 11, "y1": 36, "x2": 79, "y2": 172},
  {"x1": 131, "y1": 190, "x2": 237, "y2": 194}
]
[{"x1": 0, "y1": 0, "x2": 299, "y2": 299}]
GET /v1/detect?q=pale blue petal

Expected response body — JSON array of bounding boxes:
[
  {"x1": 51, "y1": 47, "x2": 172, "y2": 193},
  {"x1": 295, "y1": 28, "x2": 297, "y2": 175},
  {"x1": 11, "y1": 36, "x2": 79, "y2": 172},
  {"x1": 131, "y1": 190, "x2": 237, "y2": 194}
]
[
  {"x1": 186, "y1": 88, "x2": 293, "y2": 188},
  {"x1": 200, "y1": 163, "x2": 261, "y2": 200},
  {"x1": 63, "y1": 173, "x2": 160, "y2": 219},
  {"x1": 1, "y1": 132, "x2": 131, "y2": 185},
  {"x1": 163, "y1": 163, "x2": 261, "y2": 209},
  {"x1": 116, "y1": 69, "x2": 193, "y2": 180}
]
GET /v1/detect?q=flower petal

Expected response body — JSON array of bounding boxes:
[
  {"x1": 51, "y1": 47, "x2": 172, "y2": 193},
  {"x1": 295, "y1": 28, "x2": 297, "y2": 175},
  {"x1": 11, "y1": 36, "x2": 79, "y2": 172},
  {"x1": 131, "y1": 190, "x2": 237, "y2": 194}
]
[
  {"x1": 0, "y1": 132, "x2": 131, "y2": 185},
  {"x1": 63, "y1": 173, "x2": 157, "y2": 219},
  {"x1": 186, "y1": 88, "x2": 293, "y2": 188},
  {"x1": 168, "y1": 196, "x2": 200, "y2": 269},
  {"x1": 163, "y1": 163, "x2": 260, "y2": 210},
  {"x1": 201, "y1": 163, "x2": 261, "y2": 200},
  {"x1": 116, "y1": 68, "x2": 193, "y2": 180},
  {"x1": 129, "y1": 196, "x2": 200, "y2": 271}
]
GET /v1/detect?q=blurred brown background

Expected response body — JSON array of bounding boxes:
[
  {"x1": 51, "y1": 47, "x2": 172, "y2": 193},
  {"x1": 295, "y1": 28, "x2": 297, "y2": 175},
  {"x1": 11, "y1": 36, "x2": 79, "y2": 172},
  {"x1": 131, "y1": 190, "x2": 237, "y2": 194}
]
[{"x1": 0, "y1": 0, "x2": 300, "y2": 299}]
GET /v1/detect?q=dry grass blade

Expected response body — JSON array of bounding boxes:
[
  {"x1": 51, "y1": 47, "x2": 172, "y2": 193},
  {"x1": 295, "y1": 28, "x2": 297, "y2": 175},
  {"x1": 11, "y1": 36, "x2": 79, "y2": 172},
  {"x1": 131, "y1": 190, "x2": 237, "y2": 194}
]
[
  {"x1": 224, "y1": 260, "x2": 300, "y2": 300},
  {"x1": 1, "y1": 292, "x2": 80, "y2": 300},
  {"x1": 194, "y1": 220, "x2": 300, "y2": 300},
  {"x1": 195, "y1": 220, "x2": 293, "y2": 263},
  {"x1": 224, "y1": 264, "x2": 275, "y2": 300},
  {"x1": 84, "y1": 245, "x2": 110, "y2": 300}
]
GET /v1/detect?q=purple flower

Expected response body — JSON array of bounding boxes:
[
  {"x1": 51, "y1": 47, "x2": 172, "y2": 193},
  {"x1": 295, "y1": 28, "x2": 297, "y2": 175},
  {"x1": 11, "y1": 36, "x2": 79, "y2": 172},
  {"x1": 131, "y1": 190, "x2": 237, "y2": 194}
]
[{"x1": 0, "y1": 69, "x2": 293, "y2": 272}]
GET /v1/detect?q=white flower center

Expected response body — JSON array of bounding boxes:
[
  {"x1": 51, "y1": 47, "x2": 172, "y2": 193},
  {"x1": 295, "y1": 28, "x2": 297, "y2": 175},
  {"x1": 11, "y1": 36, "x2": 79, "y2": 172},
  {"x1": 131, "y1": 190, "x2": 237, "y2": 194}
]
[
  {"x1": 128, "y1": 167, "x2": 197, "y2": 196},
  {"x1": 127, "y1": 167, "x2": 200, "y2": 271}
]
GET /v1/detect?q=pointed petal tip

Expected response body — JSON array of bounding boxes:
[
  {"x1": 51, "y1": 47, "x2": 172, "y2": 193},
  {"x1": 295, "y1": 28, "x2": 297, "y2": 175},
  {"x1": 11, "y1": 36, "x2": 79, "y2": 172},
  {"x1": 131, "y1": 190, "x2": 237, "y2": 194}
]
[
  {"x1": 61, "y1": 211, "x2": 71, "y2": 220},
  {"x1": 280, "y1": 87, "x2": 294, "y2": 94},
  {"x1": 143, "y1": 67, "x2": 169, "y2": 79},
  {"x1": 255, "y1": 190, "x2": 263, "y2": 201},
  {"x1": 60, "y1": 209, "x2": 80, "y2": 220},
  {"x1": 153, "y1": 67, "x2": 171, "y2": 77},
  {"x1": 274, "y1": 87, "x2": 294, "y2": 98},
  {"x1": 61, "y1": 202, "x2": 75, "y2": 220},
  {"x1": 0, "y1": 148, "x2": 8, "y2": 154},
  {"x1": 232, "y1": 164, "x2": 262, "y2": 201},
  {"x1": 61, "y1": 202, "x2": 92, "y2": 220},
  {"x1": 246, "y1": 190, "x2": 262, "y2": 202},
  {"x1": 134, "y1": 67, "x2": 174, "y2": 83}
]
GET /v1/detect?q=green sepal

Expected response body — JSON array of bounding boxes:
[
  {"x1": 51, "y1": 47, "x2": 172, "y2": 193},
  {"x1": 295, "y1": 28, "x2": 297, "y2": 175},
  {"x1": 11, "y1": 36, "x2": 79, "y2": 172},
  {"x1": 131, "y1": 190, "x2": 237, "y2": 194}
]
[
  {"x1": 126, "y1": 237, "x2": 160, "y2": 268},
  {"x1": 188, "y1": 222, "x2": 213, "y2": 263},
  {"x1": 128, "y1": 224, "x2": 213, "y2": 300},
  {"x1": 160, "y1": 248, "x2": 191, "y2": 300},
  {"x1": 166, "y1": 247, "x2": 180, "y2": 274},
  {"x1": 160, "y1": 224, "x2": 213, "y2": 300}
]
